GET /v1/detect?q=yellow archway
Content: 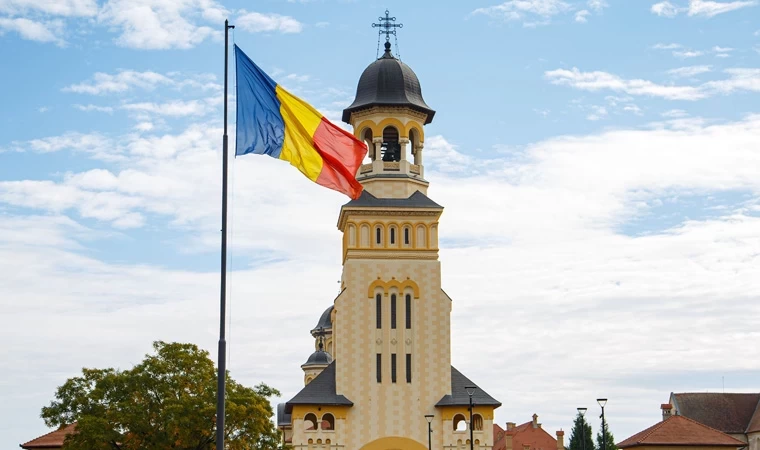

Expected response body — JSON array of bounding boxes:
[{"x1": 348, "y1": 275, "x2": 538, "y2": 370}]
[{"x1": 358, "y1": 436, "x2": 428, "y2": 450}]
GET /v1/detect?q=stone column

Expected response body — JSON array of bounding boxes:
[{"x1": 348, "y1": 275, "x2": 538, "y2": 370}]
[
  {"x1": 413, "y1": 143, "x2": 423, "y2": 165},
  {"x1": 399, "y1": 137, "x2": 410, "y2": 161}
]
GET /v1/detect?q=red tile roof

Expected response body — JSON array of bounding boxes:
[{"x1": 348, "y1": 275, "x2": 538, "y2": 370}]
[
  {"x1": 617, "y1": 415, "x2": 746, "y2": 448},
  {"x1": 493, "y1": 419, "x2": 557, "y2": 450},
  {"x1": 20, "y1": 423, "x2": 76, "y2": 449},
  {"x1": 673, "y1": 393, "x2": 760, "y2": 434}
]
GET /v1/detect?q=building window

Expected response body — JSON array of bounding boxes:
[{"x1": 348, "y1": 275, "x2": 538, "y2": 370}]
[
  {"x1": 321, "y1": 413, "x2": 335, "y2": 431},
  {"x1": 390, "y1": 227, "x2": 396, "y2": 244},
  {"x1": 404, "y1": 227, "x2": 410, "y2": 245},
  {"x1": 376, "y1": 227, "x2": 382, "y2": 245},
  {"x1": 405, "y1": 294, "x2": 411, "y2": 329},
  {"x1": 406, "y1": 353, "x2": 412, "y2": 383},
  {"x1": 391, "y1": 294, "x2": 397, "y2": 329},
  {"x1": 304, "y1": 413, "x2": 318, "y2": 431},
  {"x1": 376, "y1": 353, "x2": 382, "y2": 383},
  {"x1": 473, "y1": 414, "x2": 483, "y2": 431},
  {"x1": 391, "y1": 353, "x2": 397, "y2": 383},
  {"x1": 376, "y1": 293, "x2": 382, "y2": 329},
  {"x1": 453, "y1": 414, "x2": 467, "y2": 431}
]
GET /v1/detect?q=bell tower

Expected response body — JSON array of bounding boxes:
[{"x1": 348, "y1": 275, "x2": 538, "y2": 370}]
[
  {"x1": 341, "y1": 35, "x2": 435, "y2": 200},
  {"x1": 278, "y1": 12, "x2": 500, "y2": 450}
]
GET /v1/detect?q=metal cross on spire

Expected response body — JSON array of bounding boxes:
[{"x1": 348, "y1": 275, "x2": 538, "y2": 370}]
[{"x1": 372, "y1": 10, "x2": 403, "y2": 42}]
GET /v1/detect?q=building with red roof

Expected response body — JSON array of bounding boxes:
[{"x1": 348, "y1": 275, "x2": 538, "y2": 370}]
[
  {"x1": 618, "y1": 414, "x2": 745, "y2": 450},
  {"x1": 493, "y1": 414, "x2": 565, "y2": 450},
  {"x1": 19, "y1": 423, "x2": 75, "y2": 449},
  {"x1": 662, "y1": 392, "x2": 760, "y2": 450}
]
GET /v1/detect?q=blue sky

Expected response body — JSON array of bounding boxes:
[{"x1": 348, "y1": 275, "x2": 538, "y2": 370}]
[{"x1": 3, "y1": 0, "x2": 760, "y2": 448}]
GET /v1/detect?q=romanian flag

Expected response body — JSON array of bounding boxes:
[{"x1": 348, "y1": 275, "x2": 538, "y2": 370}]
[{"x1": 234, "y1": 45, "x2": 367, "y2": 200}]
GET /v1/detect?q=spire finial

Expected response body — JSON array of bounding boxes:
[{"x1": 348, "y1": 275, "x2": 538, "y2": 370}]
[{"x1": 372, "y1": 10, "x2": 403, "y2": 43}]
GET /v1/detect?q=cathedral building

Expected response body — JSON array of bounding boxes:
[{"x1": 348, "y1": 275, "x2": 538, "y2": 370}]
[{"x1": 276, "y1": 28, "x2": 501, "y2": 450}]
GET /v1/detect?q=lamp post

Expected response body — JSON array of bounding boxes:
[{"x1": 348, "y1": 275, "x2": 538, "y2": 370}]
[
  {"x1": 597, "y1": 399, "x2": 608, "y2": 450},
  {"x1": 425, "y1": 414, "x2": 434, "y2": 450},
  {"x1": 577, "y1": 407, "x2": 587, "y2": 450},
  {"x1": 466, "y1": 386, "x2": 477, "y2": 450}
]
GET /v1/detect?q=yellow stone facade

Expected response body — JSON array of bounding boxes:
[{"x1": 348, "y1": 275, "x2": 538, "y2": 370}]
[{"x1": 278, "y1": 36, "x2": 499, "y2": 450}]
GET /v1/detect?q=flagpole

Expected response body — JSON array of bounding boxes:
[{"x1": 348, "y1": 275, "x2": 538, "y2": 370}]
[{"x1": 217, "y1": 18, "x2": 234, "y2": 450}]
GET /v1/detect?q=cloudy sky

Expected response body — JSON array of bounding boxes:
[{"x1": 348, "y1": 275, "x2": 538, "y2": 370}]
[{"x1": 2, "y1": 0, "x2": 760, "y2": 447}]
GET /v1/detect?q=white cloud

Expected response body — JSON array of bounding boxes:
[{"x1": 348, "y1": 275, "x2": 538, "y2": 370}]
[
  {"x1": 37, "y1": 106, "x2": 49, "y2": 113},
  {"x1": 667, "y1": 65, "x2": 712, "y2": 78},
  {"x1": 586, "y1": 105, "x2": 608, "y2": 120},
  {"x1": 687, "y1": 0, "x2": 757, "y2": 17},
  {"x1": 119, "y1": 99, "x2": 215, "y2": 117},
  {"x1": 62, "y1": 70, "x2": 219, "y2": 96},
  {"x1": 236, "y1": 11, "x2": 303, "y2": 33},
  {"x1": 545, "y1": 67, "x2": 706, "y2": 100},
  {"x1": 64, "y1": 70, "x2": 174, "y2": 95},
  {"x1": 651, "y1": 0, "x2": 756, "y2": 17},
  {"x1": 652, "y1": 42, "x2": 682, "y2": 50},
  {"x1": 0, "y1": 0, "x2": 97, "y2": 17},
  {"x1": 661, "y1": 108, "x2": 689, "y2": 117},
  {"x1": 575, "y1": 9, "x2": 590, "y2": 22},
  {"x1": 74, "y1": 104, "x2": 115, "y2": 113},
  {"x1": 704, "y1": 68, "x2": 760, "y2": 94},
  {"x1": 97, "y1": 0, "x2": 226, "y2": 49},
  {"x1": 0, "y1": 17, "x2": 65, "y2": 45},
  {"x1": 587, "y1": 0, "x2": 609, "y2": 11},
  {"x1": 471, "y1": 0, "x2": 572, "y2": 25},
  {"x1": 713, "y1": 45, "x2": 733, "y2": 52},
  {"x1": 673, "y1": 49, "x2": 704, "y2": 58},
  {"x1": 651, "y1": 1, "x2": 681, "y2": 16}
]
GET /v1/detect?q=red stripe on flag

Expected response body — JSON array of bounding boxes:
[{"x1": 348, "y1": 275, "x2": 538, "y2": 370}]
[{"x1": 312, "y1": 117, "x2": 367, "y2": 199}]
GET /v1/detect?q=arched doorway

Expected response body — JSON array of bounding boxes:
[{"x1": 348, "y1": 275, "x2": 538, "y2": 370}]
[{"x1": 358, "y1": 436, "x2": 428, "y2": 450}]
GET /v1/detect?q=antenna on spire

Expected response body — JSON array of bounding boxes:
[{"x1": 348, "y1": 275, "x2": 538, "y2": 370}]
[{"x1": 372, "y1": 10, "x2": 403, "y2": 59}]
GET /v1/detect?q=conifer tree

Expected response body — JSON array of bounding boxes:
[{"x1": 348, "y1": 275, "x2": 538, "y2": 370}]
[
  {"x1": 568, "y1": 411, "x2": 595, "y2": 450},
  {"x1": 596, "y1": 421, "x2": 618, "y2": 450}
]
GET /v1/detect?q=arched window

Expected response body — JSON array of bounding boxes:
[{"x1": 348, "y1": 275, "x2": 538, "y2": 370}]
[
  {"x1": 375, "y1": 226, "x2": 382, "y2": 246},
  {"x1": 376, "y1": 293, "x2": 382, "y2": 329},
  {"x1": 390, "y1": 227, "x2": 396, "y2": 245},
  {"x1": 304, "y1": 413, "x2": 318, "y2": 431},
  {"x1": 404, "y1": 227, "x2": 411, "y2": 246},
  {"x1": 453, "y1": 414, "x2": 467, "y2": 431},
  {"x1": 321, "y1": 413, "x2": 335, "y2": 430},
  {"x1": 473, "y1": 414, "x2": 483, "y2": 431},
  {"x1": 381, "y1": 126, "x2": 400, "y2": 162},
  {"x1": 405, "y1": 293, "x2": 412, "y2": 329},
  {"x1": 362, "y1": 128, "x2": 374, "y2": 162}
]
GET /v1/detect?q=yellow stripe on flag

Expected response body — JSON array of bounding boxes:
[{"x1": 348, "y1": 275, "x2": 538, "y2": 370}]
[{"x1": 275, "y1": 85, "x2": 324, "y2": 182}]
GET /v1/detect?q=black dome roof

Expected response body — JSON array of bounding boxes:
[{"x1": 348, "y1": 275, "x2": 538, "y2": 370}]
[
  {"x1": 342, "y1": 42, "x2": 435, "y2": 125},
  {"x1": 303, "y1": 349, "x2": 333, "y2": 367},
  {"x1": 311, "y1": 305, "x2": 333, "y2": 334}
]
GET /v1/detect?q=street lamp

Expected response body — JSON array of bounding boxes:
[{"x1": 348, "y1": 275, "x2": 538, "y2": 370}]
[
  {"x1": 577, "y1": 408, "x2": 587, "y2": 450},
  {"x1": 425, "y1": 414, "x2": 434, "y2": 450},
  {"x1": 597, "y1": 399, "x2": 608, "y2": 450},
  {"x1": 466, "y1": 386, "x2": 477, "y2": 450}
]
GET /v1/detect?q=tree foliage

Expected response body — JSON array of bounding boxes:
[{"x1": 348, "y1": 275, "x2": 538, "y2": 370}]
[
  {"x1": 568, "y1": 411, "x2": 596, "y2": 450},
  {"x1": 596, "y1": 420, "x2": 618, "y2": 450},
  {"x1": 41, "y1": 341, "x2": 282, "y2": 450}
]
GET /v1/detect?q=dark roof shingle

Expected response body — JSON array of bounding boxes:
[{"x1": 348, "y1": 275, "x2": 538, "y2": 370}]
[
  {"x1": 285, "y1": 361, "x2": 352, "y2": 412},
  {"x1": 673, "y1": 393, "x2": 760, "y2": 434},
  {"x1": 343, "y1": 190, "x2": 442, "y2": 209},
  {"x1": 435, "y1": 366, "x2": 501, "y2": 407}
]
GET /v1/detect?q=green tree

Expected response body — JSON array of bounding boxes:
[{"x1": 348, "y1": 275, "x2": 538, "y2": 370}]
[
  {"x1": 596, "y1": 421, "x2": 618, "y2": 450},
  {"x1": 41, "y1": 341, "x2": 283, "y2": 450},
  {"x1": 568, "y1": 411, "x2": 595, "y2": 450}
]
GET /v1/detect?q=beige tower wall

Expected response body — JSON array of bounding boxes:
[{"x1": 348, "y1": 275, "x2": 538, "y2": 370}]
[{"x1": 334, "y1": 257, "x2": 452, "y2": 450}]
